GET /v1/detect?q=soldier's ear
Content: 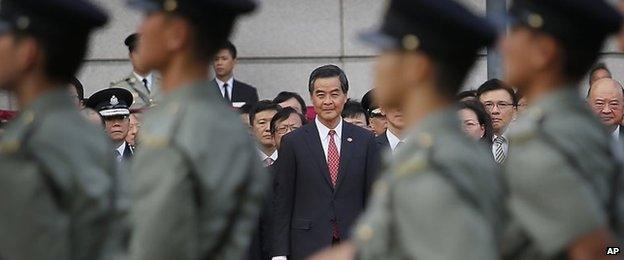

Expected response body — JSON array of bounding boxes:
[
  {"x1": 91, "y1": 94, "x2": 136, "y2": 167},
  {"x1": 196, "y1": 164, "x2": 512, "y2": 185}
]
[
  {"x1": 402, "y1": 52, "x2": 432, "y2": 88},
  {"x1": 14, "y1": 36, "x2": 39, "y2": 73},
  {"x1": 164, "y1": 17, "x2": 191, "y2": 52},
  {"x1": 532, "y1": 34, "x2": 560, "y2": 73}
]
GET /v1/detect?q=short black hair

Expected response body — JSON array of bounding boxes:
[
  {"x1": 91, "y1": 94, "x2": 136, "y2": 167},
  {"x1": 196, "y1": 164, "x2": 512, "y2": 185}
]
[
  {"x1": 69, "y1": 77, "x2": 84, "y2": 101},
  {"x1": 238, "y1": 103, "x2": 253, "y2": 114},
  {"x1": 476, "y1": 78, "x2": 518, "y2": 106},
  {"x1": 168, "y1": 8, "x2": 237, "y2": 62},
  {"x1": 558, "y1": 40, "x2": 604, "y2": 83},
  {"x1": 525, "y1": 28, "x2": 605, "y2": 83},
  {"x1": 15, "y1": 24, "x2": 90, "y2": 84},
  {"x1": 219, "y1": 40, "x2": 238, "y2": 59},
  {"x1": 270, "y1": 107, "x2": 307, "y2": 134},
  {"x1": 456, "y1": 90, "x2": 477, "y2": 101},
  {"x1": 459, "y1": 100, "x2": 494, "y2": 145},
  {"x1": 341, "y1": 100, "x2": 369, "y2": 125},
  {"x1": 249, "y1": 100, "x2": 281, "y2": 126},
  {"x1": 273, "y1": 91, "x2": 307, "y2": 114},
  {"x1": 430, "y1": 53, "x2": 478, "y2": 98},
  {"x1": 124, "y1": 33, "x2": 139, "y2": 53},
  {"x1": 308, "y1": 64, "x2": 349, "y2": 94}
]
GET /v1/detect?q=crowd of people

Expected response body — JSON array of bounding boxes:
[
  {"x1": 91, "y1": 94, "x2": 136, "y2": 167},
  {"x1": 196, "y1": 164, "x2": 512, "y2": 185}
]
[{"x1": 0, "y1": 0, "x2": 624, "y2": 260}]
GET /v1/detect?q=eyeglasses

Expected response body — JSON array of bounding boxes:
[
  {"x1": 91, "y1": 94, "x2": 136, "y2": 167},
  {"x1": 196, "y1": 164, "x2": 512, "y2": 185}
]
[
  {"x1": 276, "y1": 125, "x2": 300, "y2": 134},
  {"x1": 483, "y1": 102, "x2": 514, "y2": 111},
  {"x1": 461, "y1": 120, "x2": 481, "y2": 130}
]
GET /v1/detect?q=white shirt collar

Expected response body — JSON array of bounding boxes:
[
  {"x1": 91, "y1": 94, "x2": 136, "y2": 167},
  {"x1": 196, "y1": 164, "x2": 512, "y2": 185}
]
[
  {"x1": 612, "y1": 126, "x2": 620, "y2": 140},
  {"x1": 215, "y1": 77, "x2": 234, "y2": 89},
  {"x1": 492, "y1": 132, "x2": 508, "y2": 142},
  {"x1": 257, "y1": 148, "x2": 278, "y2": 161},
  {"x1": 116, "y1": 142, "x2": 126, "y2": 157},
  {"x1": 133, "y1": 72, "x2": 153, "y2": 91},
  {"x1": 386, "y1": 129, "x2": 403, "y2": 151},
  {"x1": 316, "y1": 117, "x2": 343, "y2": 141}
]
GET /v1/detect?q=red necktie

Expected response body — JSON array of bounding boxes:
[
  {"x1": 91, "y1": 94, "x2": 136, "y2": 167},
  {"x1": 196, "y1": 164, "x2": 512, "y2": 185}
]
[
  {"x1": 263, "y1": 157, "x2": 274, "y2": 167},
  {"x1": 327, "y1": 130, "x2": 340, "y2": 187},
  {"x1": 327, "y1": 130, "x2": 341, "y2": 240}
]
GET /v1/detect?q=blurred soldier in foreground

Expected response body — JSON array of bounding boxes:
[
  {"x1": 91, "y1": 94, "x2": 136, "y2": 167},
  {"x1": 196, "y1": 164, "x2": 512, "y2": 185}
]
[
  {"x1": 0, "y1": 0, "x2": 115, "y2": 259},
  {"x1": 500, "y1": 0, "x2": 623, "y2": 259},
  {"x1": 125, "y1": 0, "x2": 267, "y2": 259},
  {"x1": 310, "y1": 0, "x2": 504, "y2": 259}
]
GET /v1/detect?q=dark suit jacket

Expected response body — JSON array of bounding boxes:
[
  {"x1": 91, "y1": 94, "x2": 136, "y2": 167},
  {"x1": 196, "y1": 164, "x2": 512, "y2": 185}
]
[
  {"x1": 248, "y1": 163, "x2": 277, "y2": 260},
  {"x1": 272, "y1": 121, "x2": 381, "y2": 259},
  {"x1": 122, "y1": 142, "x2": 133, "y2": 160},
  {"x1": 211, "y1": 79, "x2": 259, "y2": 106},
  {"x1": 375, "y1": 131, "x2": 391, "y2": 154}
]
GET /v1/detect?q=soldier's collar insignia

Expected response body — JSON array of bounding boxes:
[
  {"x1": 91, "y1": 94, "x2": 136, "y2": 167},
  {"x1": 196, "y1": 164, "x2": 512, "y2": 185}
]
[{"x1": 110, "y1": 95, "x2": 119, "y2": 106}]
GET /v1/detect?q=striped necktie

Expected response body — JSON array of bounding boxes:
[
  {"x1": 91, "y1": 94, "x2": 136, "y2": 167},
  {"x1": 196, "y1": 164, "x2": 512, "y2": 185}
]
[{"x1": 494, "y1": 136, "x2": 506, "y2": 164}]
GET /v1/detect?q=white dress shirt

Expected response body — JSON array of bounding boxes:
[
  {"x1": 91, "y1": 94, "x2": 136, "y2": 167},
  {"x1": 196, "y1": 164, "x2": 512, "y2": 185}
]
[
  {"x1": 386, "y1": 129, "x2": 404, "y2": 152},
  {"x1": 612, "y1": 125, "x2": 620, "y2": 142},
  {"x1": 258, "y1": 148, "x2": 278, "y2": 162},
  {"x1": 315, "y1": 117, "x2": 343, "y2": 159},
  {"x1": 215, "y1": 77, "x2": 234, "y2": 98},
  {"x1": 491, "y1": 133, "x2": 509, "y2": 160},
  {"x1": 133, "y1": 72, "x2": 154, "y2": 92},
  {"x1": 115, "y1": 142, "x2": 127, "y2": 162}
]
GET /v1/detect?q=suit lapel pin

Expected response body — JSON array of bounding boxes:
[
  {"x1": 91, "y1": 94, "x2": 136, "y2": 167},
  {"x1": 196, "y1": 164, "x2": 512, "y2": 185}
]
[{"x1": 347, "y1": 137, "x2": 353, "y2": 142}]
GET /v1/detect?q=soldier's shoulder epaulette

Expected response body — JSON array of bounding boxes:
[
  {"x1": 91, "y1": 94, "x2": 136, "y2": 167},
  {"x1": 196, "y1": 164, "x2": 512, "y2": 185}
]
[
  {"x1": 508, "y1": 108, "x2": 545, "y2": 144},
  {"x1": 109, "y1": 75, "x2": 136, "y2": 87},
  {"x1": 140, "y1": 102, "x2": 184, "y2": 149},
  {"x1": 393, "y1": 132, "x2": 434, "y2": 179},
  {"x1": 0, "y1": 111, "x2": 35, "y2": 154}
]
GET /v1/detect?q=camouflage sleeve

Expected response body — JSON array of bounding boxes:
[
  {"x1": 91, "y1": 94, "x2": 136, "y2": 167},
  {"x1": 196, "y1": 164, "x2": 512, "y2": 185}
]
[
  {"x1": 505, "y1": 139, "x2": 606, "y2": 257},
  {"x1": 393, "y1": 172, "x2": 498, "y2": 260}
]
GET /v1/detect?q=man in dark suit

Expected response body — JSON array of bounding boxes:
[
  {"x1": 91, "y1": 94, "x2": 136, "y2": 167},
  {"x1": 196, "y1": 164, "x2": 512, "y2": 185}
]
[
  {"x1": 272, "y1": 65, "x2": 381, "y2": 260},
  {"x1": 212, "y1": 41, "x2": 259, "y2": 108}
]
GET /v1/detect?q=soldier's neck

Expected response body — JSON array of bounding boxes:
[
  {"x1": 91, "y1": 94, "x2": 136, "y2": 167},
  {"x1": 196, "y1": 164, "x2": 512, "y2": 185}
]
[
  {"x1": 524, "y1": 73, "x2": 568, "y2": 104},
  {"x1": 15, "y1": 75, "x2": 59, "y2": 109},
  {"x1": 403, "y1": 84, "x2": 451, "y2": 127},
  {"x1": 160, "y1": 56, "x2": 209, "y2": 94}
]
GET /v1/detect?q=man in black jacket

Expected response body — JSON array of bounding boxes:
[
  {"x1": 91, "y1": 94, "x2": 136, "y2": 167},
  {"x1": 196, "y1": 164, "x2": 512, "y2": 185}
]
[{"x1": 212, "y1": 41, "x2": 259, "y2": 108}]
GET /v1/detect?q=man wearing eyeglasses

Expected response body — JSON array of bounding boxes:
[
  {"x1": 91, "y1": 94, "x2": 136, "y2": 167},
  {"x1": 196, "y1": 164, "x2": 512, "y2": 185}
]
[
  {"x1": 477, "y1": 79, "x2": 518, "y2": 163},
  {"x1": 247, "y1": 107, "x2": 306, "y2": 260},
  {"x1": 587, "y1": 78, "x2": 624, "y2": 143},
  {"x1": 271, "y1": 107, "x2": 306, "y2": 150}
]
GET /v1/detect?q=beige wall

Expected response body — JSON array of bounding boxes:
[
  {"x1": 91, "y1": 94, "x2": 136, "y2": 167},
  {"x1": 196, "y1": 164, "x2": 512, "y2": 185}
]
[{"x1": 0, "y1": 0, "x2": 621, "y2": 110}]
